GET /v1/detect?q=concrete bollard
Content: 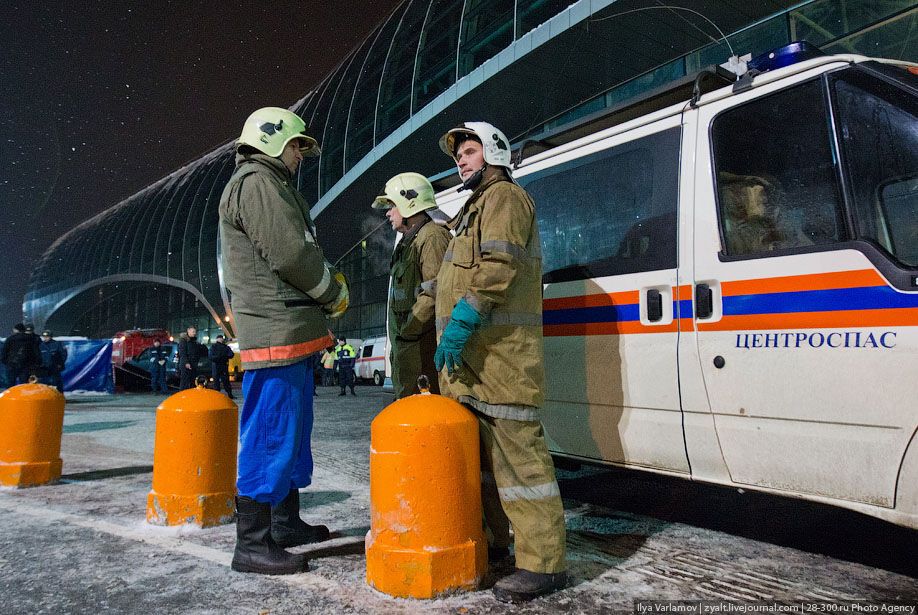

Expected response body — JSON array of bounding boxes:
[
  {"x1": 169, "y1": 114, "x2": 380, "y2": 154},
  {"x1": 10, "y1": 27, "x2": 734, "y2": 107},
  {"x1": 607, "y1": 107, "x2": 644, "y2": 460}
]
[
  {"x1": 366, "y1": 384, "x2": 487, "y2": 598},
  {"x1": 0, "y1": 379, "x2": 66, "y2": 487},
  {"x1": 146, "y1": 380, "x2": 238, "y2": 527}
]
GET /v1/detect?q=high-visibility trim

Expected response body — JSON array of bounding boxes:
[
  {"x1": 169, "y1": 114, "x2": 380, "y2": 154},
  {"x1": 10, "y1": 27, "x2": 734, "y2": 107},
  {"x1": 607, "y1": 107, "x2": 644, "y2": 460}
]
[
  {"x1": 305, "y1": 266, "x2": 332, "y2": 300},
  {"x1": 480, "y1": 239, "x2": 531, "y2": 261},
  {"x1": 460, "y1": 395, "x2": 539, "y2": 421},
  {"x1": 437, "y1": 311, "x2": 542, "y2": 332},
  {"x1": 240, "y1": 333, "x2": 333, "y2": 364},
  {"x1": 497, "y1": 481, "x2": 561, "y2": 502}
]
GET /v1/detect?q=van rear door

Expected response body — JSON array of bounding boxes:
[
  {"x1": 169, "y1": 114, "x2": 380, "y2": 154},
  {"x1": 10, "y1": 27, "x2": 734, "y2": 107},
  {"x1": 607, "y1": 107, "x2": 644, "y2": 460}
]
[{"x1": 690, "y1": 64, "x2": 918, "y2": 507}]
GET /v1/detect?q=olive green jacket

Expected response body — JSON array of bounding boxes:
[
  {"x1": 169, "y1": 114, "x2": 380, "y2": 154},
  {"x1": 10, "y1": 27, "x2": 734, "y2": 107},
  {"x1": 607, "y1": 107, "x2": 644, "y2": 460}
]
[
  {"x1": 388, "y1": 216, "x2": 450, "y2": 398},
  {"x1": 435, "y1": 171, "x2": 545, "y2": 417},
  {"x1": 218, "y1": 153, "x2": 339, "y2": 370}
]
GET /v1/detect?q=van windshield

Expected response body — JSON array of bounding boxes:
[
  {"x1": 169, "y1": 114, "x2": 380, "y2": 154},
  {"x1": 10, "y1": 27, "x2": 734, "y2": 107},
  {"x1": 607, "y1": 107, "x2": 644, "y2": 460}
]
[{"x1": 832, "y1": 67, "x2": 918, "y2": 267}]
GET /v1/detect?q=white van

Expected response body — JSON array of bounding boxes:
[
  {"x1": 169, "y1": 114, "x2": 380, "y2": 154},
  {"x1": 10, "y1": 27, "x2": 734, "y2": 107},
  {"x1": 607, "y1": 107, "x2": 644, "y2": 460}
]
[
  {"x1": 356, "y1": 336, "x2": 388, "y2": 386},
  {"x1": 430, "y1": 44, "x2": 918, "y2": 529}
]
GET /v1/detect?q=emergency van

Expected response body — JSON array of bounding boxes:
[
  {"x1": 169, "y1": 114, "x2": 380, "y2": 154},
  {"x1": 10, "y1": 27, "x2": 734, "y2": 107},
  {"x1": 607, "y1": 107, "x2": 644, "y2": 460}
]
[
  {"x1": 356, "y1": 335, "x2": 388, "y2": 385},
  {"x1": 428, "y1": 43, "x2": 918, "y2": 529}
]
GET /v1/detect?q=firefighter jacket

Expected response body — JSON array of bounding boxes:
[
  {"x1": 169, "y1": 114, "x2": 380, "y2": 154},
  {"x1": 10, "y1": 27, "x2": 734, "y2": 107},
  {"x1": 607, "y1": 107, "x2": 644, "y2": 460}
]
[
  {"x1": 219, "y1": 153, "x2": 339, "y2": 370},
  {"x1": 435, "y1": 171, "x2": 545, "y2": 416},
  {"x1": 388, "y1": 216, "x2": 450, "y2": 397}
]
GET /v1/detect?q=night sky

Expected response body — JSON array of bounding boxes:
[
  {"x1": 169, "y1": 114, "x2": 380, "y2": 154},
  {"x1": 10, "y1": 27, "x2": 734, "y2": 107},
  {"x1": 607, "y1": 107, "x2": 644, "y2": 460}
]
[{"x1": 0, "y1": 1, "x2": 401, "y2": 329}]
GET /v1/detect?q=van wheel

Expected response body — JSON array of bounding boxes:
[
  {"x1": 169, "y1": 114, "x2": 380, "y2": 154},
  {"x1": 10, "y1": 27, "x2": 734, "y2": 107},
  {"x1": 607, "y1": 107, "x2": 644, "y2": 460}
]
[{"x1": 373, "y1": 371, "x2": 383, "y2": 386}]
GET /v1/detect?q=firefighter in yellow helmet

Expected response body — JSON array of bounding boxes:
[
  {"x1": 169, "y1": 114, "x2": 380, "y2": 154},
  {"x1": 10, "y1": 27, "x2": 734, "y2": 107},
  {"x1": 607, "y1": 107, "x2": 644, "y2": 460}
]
[
  {"x1": 435, "y1": 122, "x2": 566, "y2": 603},
  {"x1": 219, "y1": 107, "x2": 348, "y2": 576},
  {"x1": 372, "y1": 172, "x2": 450, "y2": 398}
]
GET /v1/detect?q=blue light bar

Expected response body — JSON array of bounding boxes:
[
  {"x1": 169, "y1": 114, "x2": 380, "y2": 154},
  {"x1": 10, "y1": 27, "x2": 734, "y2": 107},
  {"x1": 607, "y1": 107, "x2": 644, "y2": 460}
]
[{"x1": 747, "y1": 41, "x2": 825, "y2": 73}]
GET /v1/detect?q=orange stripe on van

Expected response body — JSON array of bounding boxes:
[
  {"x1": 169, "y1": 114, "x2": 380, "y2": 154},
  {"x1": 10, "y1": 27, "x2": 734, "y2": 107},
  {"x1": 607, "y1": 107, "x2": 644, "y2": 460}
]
[
  {"x1": 721, "y1": 269, "x2": 884, "y2": 297},
  {"x1": 240, "y1": 333, "x2": 334, "y2": 364},
  {"x1": 696, "y1": 307, "x2": 918, "y2": 332},
  {"x1": 543, "y1": 289, "x2": 639, "y2": 311}
]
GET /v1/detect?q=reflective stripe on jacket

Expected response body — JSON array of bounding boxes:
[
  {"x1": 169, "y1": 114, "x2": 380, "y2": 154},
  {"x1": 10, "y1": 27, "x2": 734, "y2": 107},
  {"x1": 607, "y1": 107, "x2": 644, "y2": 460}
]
[{"x1": 435, "y1": 171, "x2": 545, "y2": 410}]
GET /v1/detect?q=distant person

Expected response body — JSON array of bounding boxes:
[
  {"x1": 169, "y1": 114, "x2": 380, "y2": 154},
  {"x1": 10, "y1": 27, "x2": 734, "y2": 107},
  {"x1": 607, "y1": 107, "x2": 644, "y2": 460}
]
[
  {"x1": 39, "y1": 330, "x2": 68, "y2": 393},
  {"x1": 1, "y1": 323, "x2": 42, "y2": 385},
  {"x1": 219, "y1": 107, "x2": 348, "y2": 575},
  {"x1": 177, "y1": 326, "x2": 205, "y2": 390},
  {"x1": 335, "y1": 337, "x2": 357, "y2": 396},
  {"x1": 371, "y1": 172, "x2": 449, "y2": 398},
  {"x1": 321, "y1": 347, "x2": 336, "y2": 387},
  {"x1": 209, "y1": 334, "x2": 235, "y2": 399},
  {"x1": 149, "y1": 339, "x2": 169, "y2": 394}
]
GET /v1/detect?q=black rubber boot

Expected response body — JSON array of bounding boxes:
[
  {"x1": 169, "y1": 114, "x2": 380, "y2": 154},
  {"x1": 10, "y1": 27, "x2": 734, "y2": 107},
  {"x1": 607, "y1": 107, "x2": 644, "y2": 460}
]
[
  {"x1": 271, "y1": 489, "x2": 331, "y2": 548},
  {"x1": 492, "y1": 569, "x2": 567, "y2": 603},
  {"x1": 231, "y1": 496, "x2": 308, "y2": 575}
]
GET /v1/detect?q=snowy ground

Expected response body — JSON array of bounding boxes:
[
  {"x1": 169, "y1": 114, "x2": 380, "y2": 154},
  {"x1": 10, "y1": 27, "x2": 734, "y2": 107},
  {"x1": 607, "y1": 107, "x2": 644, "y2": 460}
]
[{"x1": 0, "y1": 386, "x2": 915, "y2": 614}]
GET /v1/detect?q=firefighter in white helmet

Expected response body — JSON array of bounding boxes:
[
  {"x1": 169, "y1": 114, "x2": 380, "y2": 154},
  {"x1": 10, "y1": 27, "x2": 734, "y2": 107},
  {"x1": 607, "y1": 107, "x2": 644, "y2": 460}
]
[
  {"x1": 219, "y1": 106, "x2": 348, "y2": 576},
  {"x1": 372, "y1": 172, "x2": 450, "y2": 397},
  {"x1": 435, "y1": 122, "x2": 567, "y2": 602}
]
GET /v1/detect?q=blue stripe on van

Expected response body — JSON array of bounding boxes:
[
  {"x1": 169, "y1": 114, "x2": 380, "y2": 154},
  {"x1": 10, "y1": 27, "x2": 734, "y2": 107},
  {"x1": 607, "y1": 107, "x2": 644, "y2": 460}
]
[{"x1": 723, "y1": 286, "x2": 918, "y2": 316}]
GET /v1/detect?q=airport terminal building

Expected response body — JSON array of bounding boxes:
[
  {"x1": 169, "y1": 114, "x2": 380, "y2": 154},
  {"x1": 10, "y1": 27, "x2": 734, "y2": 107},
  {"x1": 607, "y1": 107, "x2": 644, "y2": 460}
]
[{"x1": 25, "y1": 0, "x2": 915, "y2": 343}]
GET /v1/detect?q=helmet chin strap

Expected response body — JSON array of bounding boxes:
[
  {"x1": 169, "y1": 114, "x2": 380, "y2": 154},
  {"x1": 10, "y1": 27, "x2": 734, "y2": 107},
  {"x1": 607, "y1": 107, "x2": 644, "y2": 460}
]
[{"x1": 460, "y1": 163, "x2": 488, "y2": 192}]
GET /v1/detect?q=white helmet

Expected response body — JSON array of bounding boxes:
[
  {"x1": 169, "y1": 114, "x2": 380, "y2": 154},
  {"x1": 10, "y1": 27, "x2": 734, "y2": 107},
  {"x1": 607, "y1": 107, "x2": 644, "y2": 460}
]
[
  {"x1": 371, "y1": 172, "x2": 438, "y2": 218},
  {"x1": 438, "y1": 121, "x2": 512, "y2": 169}
]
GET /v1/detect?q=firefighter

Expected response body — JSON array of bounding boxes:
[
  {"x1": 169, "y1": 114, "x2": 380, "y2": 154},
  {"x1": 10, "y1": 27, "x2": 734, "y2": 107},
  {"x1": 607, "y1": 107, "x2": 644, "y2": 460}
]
[
  {"x1": 434, "y1": 122, "x2": 566, "y2": 603},
  {"x1": 371, "y1": 172, "x2": 450, "y2": 398},
  {"x1": 334, "y1": 337, "x2": 357, "y2": 396},
  {"x1": 39, "y1": 330, "x2": 68, "y2": 393},
  {"x1": 219, "y1": 107, "x2": 349, "y2": 575},
  {"x1": 208, "y1": 334, "x2": 235, "y2": 399}
]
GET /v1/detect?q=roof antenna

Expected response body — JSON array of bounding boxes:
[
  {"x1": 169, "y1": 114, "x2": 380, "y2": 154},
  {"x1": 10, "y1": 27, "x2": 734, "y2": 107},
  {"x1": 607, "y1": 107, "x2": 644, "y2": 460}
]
[{"x1": 591, "y1": 5, "x2": 744, "y2": 78}]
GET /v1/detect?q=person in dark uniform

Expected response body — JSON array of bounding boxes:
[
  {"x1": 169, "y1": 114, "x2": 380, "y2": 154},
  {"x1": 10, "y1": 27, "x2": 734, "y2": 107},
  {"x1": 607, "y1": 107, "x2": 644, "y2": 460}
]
[
  {"x1": 209, "y1": 334, "x2": 235, "y2": 399},
  {"x1": 1, "y1": 323, "x2": 42, "y2": 385},
  {"x1": 39, "y1": 330, "x2": 68, "y2": 393},
  {"x1": 177, "y1": 326, "x2": 206, "y2": 390},
  {"x1": 335, "y1": 337, "x2": 357, "y2": 396},
  {"x1": 149, "y1": 339, "x2": 169, "y2": 394}
]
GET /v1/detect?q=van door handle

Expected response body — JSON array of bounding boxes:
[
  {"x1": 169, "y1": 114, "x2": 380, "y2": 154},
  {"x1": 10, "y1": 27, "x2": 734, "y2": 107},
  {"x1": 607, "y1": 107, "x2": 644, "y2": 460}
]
[
  {"x1": 695, "y1": 283, "x2": 713, "y2": 319},
  {"x1": 646, "y1": 289, "x2": 663, "y2": 322}
]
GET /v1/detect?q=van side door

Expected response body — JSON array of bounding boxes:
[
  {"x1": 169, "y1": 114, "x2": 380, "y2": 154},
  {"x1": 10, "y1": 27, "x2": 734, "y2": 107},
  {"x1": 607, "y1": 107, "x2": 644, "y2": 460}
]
[
  {"x1": 525, "y1": 117, "x2": 690, "y2": 473},
  {"x1": 691, "y1": 65, "x2": 918, "y2": 507}
]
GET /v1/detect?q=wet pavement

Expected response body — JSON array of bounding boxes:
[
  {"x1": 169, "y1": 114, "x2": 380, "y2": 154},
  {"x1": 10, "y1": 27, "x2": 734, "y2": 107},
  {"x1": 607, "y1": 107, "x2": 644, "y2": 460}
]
[{"x1": 1, "y1": 385, "x2": 916, "y2": 614}]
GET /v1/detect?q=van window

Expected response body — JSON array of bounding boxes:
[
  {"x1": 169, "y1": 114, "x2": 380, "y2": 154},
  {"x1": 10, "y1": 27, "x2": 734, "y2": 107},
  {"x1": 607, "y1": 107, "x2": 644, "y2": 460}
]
[
  {"x1": 832, "y1": 69, "x2": 918, "y2": 267},
  {"x1": 362, "y1": 344, "x2": 374, "y2": 357},
  {"x1": 712, "y1": 79, "x2": 847, "y2": 257},
  {"x1": 520, "y1": 127, "x2": 681, "y2": 283}
]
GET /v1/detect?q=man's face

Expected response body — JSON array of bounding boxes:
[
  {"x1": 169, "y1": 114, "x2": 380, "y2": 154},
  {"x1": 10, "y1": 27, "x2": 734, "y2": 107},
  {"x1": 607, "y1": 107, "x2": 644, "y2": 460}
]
[
  {"x1": 280, "y1": 138, "x2": 305, "y2": 174},
  {"x1": 153, "y1": 341, "x2": 160, "y2": 347},
  {"x1": 187, "y1": 327, "x2": 197, "y2": 337},
  {"x1": 385, "y1": 206, "x2": 408, "y2": 233},
  {"x1": 41, "y1": 335, "x2": 50, "y2": 342},
  {"x1": 455, "y1": 139, "x2": 485, "y2": 181}
]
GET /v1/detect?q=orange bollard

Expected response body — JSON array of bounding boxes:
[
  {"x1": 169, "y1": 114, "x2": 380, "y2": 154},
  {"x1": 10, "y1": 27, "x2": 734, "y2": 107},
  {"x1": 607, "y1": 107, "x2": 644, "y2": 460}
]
[
  {"x1": 366, "y1": 384, "x2": 486, "y2": 598},
  {"x1": 0, "y1": 380, "x2": 65, "y2": 487},
  {"x1": 146, "y1": 381, "x2": 238, "y2": 527}
]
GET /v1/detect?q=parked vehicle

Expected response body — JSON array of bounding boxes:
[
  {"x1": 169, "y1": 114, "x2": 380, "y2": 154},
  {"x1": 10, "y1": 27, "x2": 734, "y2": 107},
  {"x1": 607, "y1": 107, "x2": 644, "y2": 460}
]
[
  {"x1": 111, "y1": 329, "x2": 171, "y2": 367},
  {"x1": 356, "y1": 336, "x2": 387, "y2": 386},
  {"x1": 119, "y1": 343, "x2": 211, "y2": 390},
  {"x1": 425, "y1": 44, "x2": 918, "y2": 529}
]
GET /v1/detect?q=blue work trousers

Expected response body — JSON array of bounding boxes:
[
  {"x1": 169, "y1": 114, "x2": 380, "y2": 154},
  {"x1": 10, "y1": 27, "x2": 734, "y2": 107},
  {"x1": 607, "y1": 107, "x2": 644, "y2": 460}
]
[
  {"x1": 237, "y1": 357, "x2": 315, "y2": 506},
  {"x1": 150, "y1": 365, "x2": 168, "y2": 393}
]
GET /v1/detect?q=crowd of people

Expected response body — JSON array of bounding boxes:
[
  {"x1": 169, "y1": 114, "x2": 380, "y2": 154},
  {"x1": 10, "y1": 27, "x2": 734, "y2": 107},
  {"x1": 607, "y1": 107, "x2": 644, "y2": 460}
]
[{"x1": 0, "y1": 324, "x2": 68, "y2": 392}]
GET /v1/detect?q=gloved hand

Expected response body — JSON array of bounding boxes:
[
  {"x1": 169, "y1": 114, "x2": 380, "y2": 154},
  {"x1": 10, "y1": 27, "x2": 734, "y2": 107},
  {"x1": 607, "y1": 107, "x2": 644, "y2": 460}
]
[
  {"x1": 434, "y1": 298, "x2": 482, "y2": 375},
  {"x1": 323, "y1": 271, "x2": 349, "y2": 318}
]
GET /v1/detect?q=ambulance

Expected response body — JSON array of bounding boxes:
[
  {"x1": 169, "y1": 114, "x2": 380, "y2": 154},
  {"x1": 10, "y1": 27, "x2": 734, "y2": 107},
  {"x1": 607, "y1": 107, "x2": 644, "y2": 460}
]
[{"x1": 429, "y1": 43, "x2": 918, "y2": 529}]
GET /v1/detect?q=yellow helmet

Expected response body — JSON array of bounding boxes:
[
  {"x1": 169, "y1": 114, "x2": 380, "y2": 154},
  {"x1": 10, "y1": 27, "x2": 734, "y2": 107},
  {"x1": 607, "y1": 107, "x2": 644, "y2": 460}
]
[
  {"x1": 237, "y1": 107, "x2": 320, "y2": 158},
  {"x1": 371, "y1": 172, "x2": 438, "y2": 218}
]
